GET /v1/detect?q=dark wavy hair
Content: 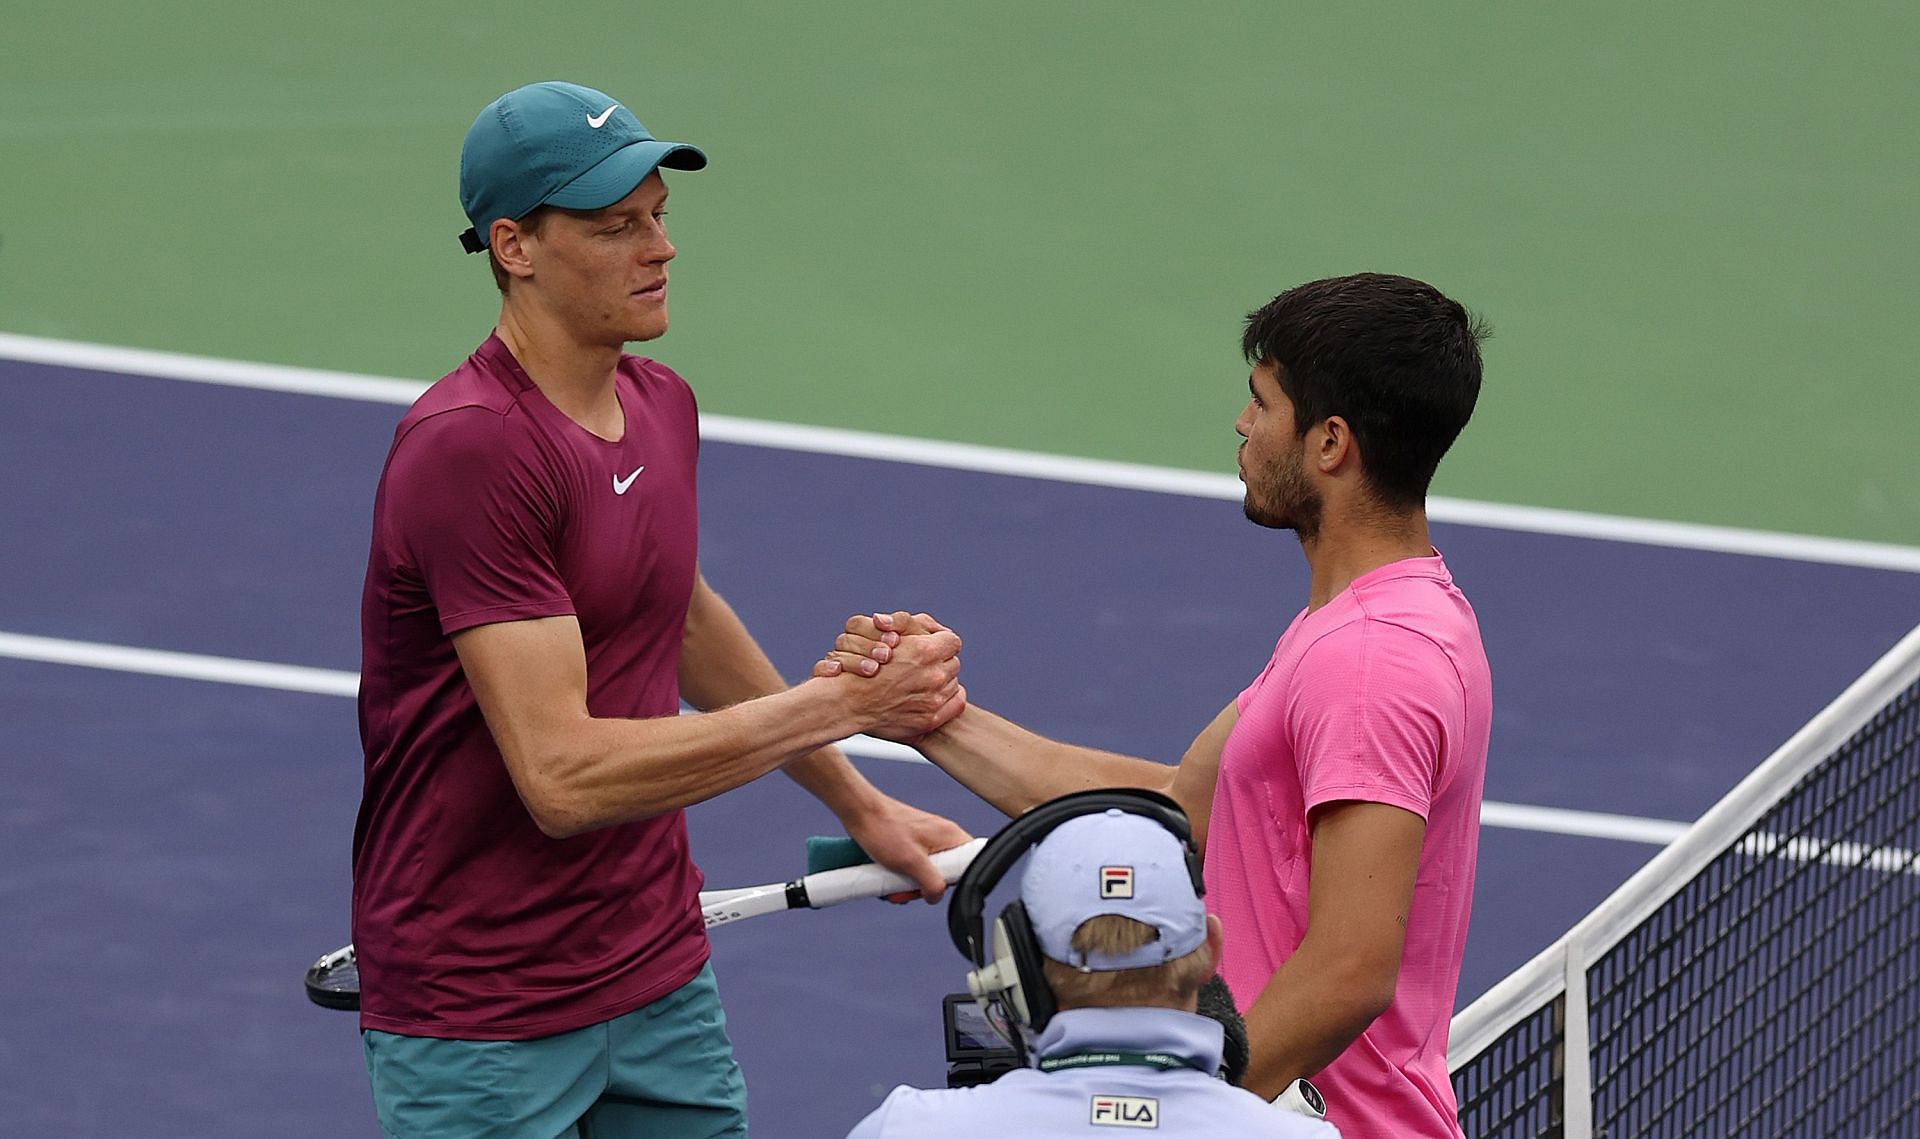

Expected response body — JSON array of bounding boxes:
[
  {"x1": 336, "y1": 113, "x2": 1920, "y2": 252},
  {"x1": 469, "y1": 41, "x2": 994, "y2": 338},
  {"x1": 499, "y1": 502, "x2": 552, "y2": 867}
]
[{"x1": 1242, "y1": 273, "x2": 1489, "y2": 510}]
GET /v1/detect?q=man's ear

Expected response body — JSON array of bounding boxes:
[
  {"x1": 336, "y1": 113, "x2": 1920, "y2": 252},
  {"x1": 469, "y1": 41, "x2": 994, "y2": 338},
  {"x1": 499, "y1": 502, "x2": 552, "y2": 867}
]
[
  {"x1": 1204, "y1": 913, "x2": 1225, "y2": 967},
  {"x1": 490, "y1": 219, "x2": 537, "y2": 283},
  {"x1": 1314, "y1": 415, "x2": 1356, "y2": 475}
]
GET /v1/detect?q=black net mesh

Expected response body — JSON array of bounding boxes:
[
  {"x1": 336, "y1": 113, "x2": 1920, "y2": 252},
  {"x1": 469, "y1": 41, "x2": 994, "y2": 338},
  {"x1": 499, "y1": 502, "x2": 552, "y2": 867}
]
[
  {"x1": 1452, "y1": 669, "x2": 1920, "y2": 1138},
  {"x1": 1587, "y1": 676, "x2": 1920, "y2": 1137},
  {"x1": 1453, "y1": 998, "x2": 1566, "y2": 1138}
]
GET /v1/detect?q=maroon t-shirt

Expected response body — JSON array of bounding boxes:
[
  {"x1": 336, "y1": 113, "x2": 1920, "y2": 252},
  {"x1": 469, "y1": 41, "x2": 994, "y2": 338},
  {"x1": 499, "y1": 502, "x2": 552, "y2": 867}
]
[{"x1": 352, "y1": 334, "x2": 708, "y2": 1038}]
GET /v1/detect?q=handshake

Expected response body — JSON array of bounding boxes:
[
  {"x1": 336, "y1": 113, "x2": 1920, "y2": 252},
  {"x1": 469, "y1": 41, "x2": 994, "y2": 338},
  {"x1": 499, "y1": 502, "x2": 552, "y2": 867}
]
[{"x1": 810, "y1": 611, "x2": 966, "y2": 744}]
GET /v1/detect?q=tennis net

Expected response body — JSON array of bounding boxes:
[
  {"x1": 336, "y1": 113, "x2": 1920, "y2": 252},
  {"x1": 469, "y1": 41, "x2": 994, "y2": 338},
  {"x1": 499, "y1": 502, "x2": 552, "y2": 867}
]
[{"x1": 1449, "y1": 623, "x2": 1920, "y2": 1138}]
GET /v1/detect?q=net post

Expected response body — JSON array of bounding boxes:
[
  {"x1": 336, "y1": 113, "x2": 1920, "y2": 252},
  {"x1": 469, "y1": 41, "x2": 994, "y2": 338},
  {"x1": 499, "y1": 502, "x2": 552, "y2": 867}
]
[{"x1": 1560, "y1": 935, "x2": 1593, "y2": 1139}]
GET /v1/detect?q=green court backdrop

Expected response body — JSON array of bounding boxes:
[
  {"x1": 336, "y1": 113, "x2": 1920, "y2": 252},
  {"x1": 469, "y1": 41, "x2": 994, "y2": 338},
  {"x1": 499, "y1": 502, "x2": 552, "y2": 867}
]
[{"x1": 6, "y1": 1, "x2": 1917, "y2": 544}]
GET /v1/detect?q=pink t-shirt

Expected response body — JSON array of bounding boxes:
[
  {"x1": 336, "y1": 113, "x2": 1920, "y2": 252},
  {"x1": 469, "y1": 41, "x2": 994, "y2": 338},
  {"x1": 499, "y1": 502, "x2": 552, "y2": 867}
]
[
  {"x1": 353, "y1": 335, "x2": 708, "y2": 1038},
  {"x1": 1207, "y1": 553, "x2": 1491, "y2": 1138}
]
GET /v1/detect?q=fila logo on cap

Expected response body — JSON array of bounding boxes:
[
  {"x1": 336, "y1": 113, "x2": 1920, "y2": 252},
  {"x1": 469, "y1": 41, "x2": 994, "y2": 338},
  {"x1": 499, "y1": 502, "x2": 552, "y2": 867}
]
[
  {"x1": 1090, "y1": 1095, "x2": 1159, "y2": 1128},
  {"x1": 1099, "y1": 866, "x2": 1134, "y2": 899}
]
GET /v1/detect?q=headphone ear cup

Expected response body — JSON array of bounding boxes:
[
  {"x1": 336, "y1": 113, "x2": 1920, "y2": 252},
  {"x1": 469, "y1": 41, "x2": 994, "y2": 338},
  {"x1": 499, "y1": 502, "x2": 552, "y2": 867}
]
[
  {"x1": 964, "y1": 913, "x2": 1031, "y2": 1027},
  {"x1": 998, "y1": 902, "x2": 1057, "y2": 1033}
]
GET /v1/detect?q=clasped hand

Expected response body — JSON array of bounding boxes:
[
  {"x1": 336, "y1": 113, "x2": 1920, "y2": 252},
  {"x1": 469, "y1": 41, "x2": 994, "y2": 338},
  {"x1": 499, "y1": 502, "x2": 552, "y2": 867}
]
[{"x1": 817, "y1": 612, "x2": 962, "y2": 742}]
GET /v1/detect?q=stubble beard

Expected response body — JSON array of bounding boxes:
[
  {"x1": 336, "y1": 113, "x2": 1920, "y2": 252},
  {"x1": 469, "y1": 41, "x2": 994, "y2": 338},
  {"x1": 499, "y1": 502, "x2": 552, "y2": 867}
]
[{"x1": 1242, "y1": 446, "x2": 1323, "y2": 541}]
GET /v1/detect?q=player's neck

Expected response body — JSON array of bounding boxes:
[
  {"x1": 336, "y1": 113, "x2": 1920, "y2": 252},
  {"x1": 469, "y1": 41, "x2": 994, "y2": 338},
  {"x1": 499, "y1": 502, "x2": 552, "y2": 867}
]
[
  {"x1": 1298, "y1": 505, "x2": 1432, "y2": 612},
  {"x1": 495, "y1": 301, "x2": 627, "y2": 440}
]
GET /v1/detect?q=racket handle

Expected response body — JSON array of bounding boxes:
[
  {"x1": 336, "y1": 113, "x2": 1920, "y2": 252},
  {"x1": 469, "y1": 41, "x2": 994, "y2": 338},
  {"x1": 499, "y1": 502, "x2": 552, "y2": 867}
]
[
  {"x1": 927, "y1": 836, "x2": 989, "y2": 879},
  {"x1": 802, "y1": 837, "x2": 987, "y2": 908}
]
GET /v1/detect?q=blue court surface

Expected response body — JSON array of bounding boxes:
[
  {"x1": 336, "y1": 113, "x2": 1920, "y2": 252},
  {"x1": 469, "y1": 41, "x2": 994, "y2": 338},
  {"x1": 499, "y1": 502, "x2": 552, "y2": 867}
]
[{"x1": 5, "y1": 353, "x2": 1920, "y2": 1135}]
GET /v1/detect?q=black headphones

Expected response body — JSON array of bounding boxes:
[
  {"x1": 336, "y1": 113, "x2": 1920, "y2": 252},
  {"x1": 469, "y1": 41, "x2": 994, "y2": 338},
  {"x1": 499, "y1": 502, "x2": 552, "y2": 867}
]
[{"x1": 947, "y1": 789, "x2": 1204, "y2": 1041}]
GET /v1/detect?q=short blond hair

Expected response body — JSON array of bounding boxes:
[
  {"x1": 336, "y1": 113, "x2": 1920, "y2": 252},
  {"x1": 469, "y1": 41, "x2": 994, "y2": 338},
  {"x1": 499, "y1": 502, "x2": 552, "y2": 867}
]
[{"x1": 1041, "y1": 914, "x2": 1213, "y2": 1009}]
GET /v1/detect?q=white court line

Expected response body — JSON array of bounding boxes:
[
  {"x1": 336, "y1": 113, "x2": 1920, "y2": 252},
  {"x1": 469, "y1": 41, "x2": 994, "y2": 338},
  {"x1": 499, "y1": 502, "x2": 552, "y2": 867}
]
[
  {"x1": 4, "y1": 330, "x2": 1918, "y2": 572},
  {"x1": 1478, "y1": 802, "x2": 1686, "y2": 845},
  {"x1": 1, "y1": 629, "x2": 1692, "y2": 847},
  {"x1": 0, "y1": 631, "x2": 359, "y2": 697}
]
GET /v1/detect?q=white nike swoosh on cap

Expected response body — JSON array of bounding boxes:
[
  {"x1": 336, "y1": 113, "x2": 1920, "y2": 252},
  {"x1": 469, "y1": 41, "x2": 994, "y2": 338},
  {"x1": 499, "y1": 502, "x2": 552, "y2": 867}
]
[{"x1": 587, "y1": 106, "x2": 618, "y2": 128}]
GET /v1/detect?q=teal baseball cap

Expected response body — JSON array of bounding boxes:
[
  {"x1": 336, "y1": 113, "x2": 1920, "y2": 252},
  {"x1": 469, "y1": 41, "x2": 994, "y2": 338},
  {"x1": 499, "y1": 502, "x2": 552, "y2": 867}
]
[{"x1": 457, "y1": 81, "x2": 708, "y2": 254}]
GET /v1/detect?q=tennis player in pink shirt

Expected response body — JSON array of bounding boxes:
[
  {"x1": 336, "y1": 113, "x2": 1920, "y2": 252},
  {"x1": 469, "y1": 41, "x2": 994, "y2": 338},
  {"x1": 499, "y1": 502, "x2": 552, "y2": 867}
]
[{"x1": 820, "y1": 273, "x2": 1491, "y2": 1137}]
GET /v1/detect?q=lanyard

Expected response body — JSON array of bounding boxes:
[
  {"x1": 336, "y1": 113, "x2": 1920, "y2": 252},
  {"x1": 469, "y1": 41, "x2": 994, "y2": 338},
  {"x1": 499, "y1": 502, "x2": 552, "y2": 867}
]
[{"x1": 1037, "y1": 1050, "x2": 1212, "y2": 1075}]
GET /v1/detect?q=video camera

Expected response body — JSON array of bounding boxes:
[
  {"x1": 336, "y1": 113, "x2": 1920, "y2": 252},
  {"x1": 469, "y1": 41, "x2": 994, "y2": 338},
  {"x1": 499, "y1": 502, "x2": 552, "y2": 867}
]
[{"x1": 941, "y1": 993, "x2": 1022, "y2": 1088}]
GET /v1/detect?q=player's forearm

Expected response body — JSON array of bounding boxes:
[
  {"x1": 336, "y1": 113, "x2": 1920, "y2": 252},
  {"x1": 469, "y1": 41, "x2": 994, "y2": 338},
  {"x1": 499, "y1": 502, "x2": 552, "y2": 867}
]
[
  {"x1": 915, "y1": 706, "x2": 1174, "y2": 817},
  {"x1": 784, "y1": 745, "x2": 898, "y2": 821},
  {"x1": 675, "y1": 577, "x2": 883, "y2": 819},
  {"x1": 516, "y1": 679, "x2": 863, "y2": 837},
  {"x1": 1239, "y1": 942, "x2": 1396, "y2": 1100},
  {"x1": 691, "y1": 640, "x2": 889, "y2": 825}
]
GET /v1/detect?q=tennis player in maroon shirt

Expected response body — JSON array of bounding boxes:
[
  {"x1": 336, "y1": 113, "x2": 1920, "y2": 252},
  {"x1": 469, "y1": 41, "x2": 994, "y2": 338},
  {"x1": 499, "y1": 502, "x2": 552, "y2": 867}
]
[{"x1": 353, "y1": 81, "x2": 970, "y2": 1138}]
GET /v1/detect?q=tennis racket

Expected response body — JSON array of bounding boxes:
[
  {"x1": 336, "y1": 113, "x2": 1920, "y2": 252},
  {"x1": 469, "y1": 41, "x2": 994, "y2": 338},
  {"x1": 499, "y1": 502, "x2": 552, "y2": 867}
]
[{"x1": 304, "y1": 836, "x2": 987, "y2": 1011}]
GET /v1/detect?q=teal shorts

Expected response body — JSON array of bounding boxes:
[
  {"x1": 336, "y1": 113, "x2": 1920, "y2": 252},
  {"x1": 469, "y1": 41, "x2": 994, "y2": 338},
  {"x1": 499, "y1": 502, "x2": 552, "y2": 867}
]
[{"x1": 363, "y1": 962, "x2": 748, "y2": 1139}]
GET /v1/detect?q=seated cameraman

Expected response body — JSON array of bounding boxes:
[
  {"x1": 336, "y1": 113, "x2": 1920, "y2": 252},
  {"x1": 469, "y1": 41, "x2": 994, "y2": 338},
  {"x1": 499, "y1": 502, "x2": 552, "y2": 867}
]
[{"x1": 848, "y1": 793, "x2": 1339, "y2": 1137}]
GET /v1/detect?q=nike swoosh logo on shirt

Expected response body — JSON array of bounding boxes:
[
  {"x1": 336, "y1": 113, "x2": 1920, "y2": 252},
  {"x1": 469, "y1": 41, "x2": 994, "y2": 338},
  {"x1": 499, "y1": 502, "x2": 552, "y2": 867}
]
[
  {"x1": 613, "y1": 466, "x2": 645, "y2": 495},
  {"x1": 587, "y1": 106, "x2": 618, "y2": 129}
]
